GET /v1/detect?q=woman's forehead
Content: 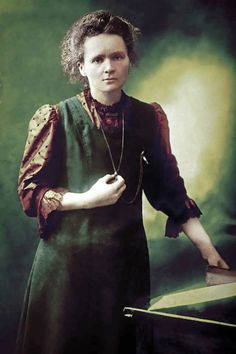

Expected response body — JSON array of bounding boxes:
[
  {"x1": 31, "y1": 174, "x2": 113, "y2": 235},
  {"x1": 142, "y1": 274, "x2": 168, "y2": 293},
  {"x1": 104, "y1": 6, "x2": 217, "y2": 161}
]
[{"x1": 83, "y1": 33, "x2": 127, "y2": 57}]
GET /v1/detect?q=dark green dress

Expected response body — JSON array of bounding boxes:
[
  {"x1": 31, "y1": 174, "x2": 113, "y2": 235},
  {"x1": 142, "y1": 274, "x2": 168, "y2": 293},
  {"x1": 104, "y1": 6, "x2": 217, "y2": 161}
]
[{"x1": 16, "y1": 93, "x2": 201, "y2": 354}]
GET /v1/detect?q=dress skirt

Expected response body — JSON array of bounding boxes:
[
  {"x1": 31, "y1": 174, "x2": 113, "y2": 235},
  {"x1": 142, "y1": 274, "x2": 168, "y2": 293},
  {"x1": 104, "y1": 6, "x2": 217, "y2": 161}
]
[{"x1": 16, "y1": 203, "x2": 151, "y2": 354}]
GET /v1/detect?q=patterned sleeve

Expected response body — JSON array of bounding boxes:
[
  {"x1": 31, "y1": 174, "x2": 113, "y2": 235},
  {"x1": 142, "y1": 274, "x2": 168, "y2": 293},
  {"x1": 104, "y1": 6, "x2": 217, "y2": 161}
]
[
  {"x1": 17, "y1": 104, "x2": 67, "y2": 238},
  {"x1": 142, "y1": 102, "x2": 202, "y2": 238}
]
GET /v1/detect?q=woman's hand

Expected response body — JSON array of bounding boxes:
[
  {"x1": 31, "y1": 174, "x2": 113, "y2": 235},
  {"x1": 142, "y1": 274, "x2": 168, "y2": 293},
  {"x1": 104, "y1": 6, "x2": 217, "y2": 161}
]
[
  {"x1": 58, "y1": 174, "x2": 126, "y2": 211},
  {"x1": 201, "y1": 244, "x2": 230, "y2": 269},
  {"x1": 85, "y1": 174, "x2": 126, "y2": 208},
  {"x1": 182, "y1": 217, "x2": 230, "y2": 269}
]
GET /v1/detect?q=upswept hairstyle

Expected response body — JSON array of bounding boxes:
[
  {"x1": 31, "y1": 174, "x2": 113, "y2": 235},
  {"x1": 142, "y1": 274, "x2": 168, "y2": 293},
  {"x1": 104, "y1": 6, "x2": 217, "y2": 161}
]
[{"x1": 61, "y1": 10, "x2": 140, "y2": 83}]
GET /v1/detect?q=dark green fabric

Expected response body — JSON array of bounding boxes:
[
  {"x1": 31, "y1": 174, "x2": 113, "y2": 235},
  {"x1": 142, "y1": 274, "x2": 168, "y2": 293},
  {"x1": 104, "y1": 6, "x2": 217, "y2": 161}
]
[{"x1": 16, "y1": 97, "x2": 153, "y2": 354}]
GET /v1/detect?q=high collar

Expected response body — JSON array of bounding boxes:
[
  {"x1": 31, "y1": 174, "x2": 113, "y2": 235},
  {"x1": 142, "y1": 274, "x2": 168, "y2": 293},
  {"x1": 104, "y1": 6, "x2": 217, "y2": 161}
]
[{"x1": 83, "y1": 89, "x2": 130, "y2": 118}]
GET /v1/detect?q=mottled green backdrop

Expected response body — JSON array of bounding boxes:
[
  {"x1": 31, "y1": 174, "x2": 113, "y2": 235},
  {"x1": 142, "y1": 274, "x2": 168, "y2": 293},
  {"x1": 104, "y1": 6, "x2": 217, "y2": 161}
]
[{"x1": 1, "y1": 1, "x2": 236, "y2": 353}]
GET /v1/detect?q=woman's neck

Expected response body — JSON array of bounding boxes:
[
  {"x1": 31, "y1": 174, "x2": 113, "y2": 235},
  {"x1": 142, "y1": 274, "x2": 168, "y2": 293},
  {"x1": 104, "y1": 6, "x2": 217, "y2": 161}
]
[{"x1": 90, "y1": 89, "x2": 122, "y2": 106}]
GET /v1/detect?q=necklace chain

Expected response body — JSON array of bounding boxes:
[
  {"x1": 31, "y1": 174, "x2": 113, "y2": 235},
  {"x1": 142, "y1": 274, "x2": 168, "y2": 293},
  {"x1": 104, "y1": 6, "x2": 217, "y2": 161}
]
[
  {"x1": 97, "y1": 112, "x2": 125, "y2": 175},
  {"x1": 121, "y1": 150, "x2": 144, "y2": 205},
  {"x1": 93, "y1": 104, "x2": 144, "y2": 204}
]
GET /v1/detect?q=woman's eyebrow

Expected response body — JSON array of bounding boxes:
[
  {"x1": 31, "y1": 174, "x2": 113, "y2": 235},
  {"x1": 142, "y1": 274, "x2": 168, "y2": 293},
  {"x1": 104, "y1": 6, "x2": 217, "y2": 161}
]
[
  {"x1": 90, "y1": 54, "x2": 105, "y2": 61},
  {"x1": 91, "y1": 50, "x2": 126, "y2": 59},
  {"x1": 110, "y1": 50, "x2": 126, "y2": 56}
]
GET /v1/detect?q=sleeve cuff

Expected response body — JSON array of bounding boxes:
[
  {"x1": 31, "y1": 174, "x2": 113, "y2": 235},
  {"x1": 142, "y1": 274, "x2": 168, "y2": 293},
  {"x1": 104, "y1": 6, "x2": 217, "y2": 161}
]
[
  {"x1": 37, "y1": 187, "x2": 67, "y2": 238},
  {"x1": 165, "y1": 198, "x2": 202, "y2": 238}
]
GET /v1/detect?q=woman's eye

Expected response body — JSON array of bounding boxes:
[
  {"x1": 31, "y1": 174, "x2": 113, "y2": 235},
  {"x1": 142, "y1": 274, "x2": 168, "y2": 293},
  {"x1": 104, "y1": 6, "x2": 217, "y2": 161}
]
[
  {"x1": 113, "y1": 55, "x2": 124, "y2": 61},
  {"x1": 93, "y1": 57, "x2": 103, "y2": 64}
]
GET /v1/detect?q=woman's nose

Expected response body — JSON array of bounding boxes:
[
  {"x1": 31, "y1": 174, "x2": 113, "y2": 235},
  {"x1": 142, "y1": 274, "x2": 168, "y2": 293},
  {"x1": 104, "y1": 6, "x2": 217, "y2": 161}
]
[{"x1": 104, "y1": 59, "x2": 114, "y2": 73}]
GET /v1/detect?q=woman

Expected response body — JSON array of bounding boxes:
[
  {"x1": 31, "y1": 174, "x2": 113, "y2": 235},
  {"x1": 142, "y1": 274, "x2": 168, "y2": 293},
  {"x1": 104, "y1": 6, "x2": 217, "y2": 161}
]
[{"x1": 16, "y1": 10, "x2": 228, "y2": 354}]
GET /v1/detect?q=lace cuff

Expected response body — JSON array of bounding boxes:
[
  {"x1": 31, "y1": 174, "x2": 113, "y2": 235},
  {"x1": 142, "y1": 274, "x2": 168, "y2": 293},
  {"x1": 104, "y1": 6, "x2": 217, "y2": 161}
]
[
  {"x1": 165, "y1": 198, "x2": 202, "y2": 238},
  {"x1": 38, "y1": 188, "x2": 67, "y2": 238},
  {"x1": 41, "y1": 189, "x2": 65, "y2": 218}
]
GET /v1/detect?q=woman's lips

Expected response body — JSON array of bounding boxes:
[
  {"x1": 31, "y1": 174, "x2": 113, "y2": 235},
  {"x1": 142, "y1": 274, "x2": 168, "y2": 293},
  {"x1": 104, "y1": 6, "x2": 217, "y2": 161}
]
[{"x1": 103, "y1": 78, "x2": 117, "y2": 81}]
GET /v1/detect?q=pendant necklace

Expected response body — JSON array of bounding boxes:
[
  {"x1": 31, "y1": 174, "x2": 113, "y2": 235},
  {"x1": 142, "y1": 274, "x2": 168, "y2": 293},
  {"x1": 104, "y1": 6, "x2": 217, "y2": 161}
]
[
  {"x1": 97, "y1": 112, "x2": 125, "y2": 176},
  {"x1": 94, "y1": 105, "x2": 144, "y2": 204}
]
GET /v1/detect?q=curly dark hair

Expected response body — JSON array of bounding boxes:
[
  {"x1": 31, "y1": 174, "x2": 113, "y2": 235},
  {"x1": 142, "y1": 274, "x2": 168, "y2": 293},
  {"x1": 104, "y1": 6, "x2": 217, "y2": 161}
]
[{"x1": 61, "y1": 10, "x2": 140, "y2": 83}]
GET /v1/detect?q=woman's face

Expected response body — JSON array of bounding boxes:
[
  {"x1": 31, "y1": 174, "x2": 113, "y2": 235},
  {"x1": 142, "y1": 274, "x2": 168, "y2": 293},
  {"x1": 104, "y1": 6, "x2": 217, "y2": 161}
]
[{"x1": 79, "y1": 33, "x2": 130, "y2": 100}]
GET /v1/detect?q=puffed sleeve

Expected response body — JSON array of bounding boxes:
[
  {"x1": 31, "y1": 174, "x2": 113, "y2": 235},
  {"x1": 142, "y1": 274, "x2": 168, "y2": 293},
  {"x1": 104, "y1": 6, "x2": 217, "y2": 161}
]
[
  {"x1": 143, "y1": 102, "x2": 202, "y2": 238},
  {"x1": 17, "y1": 104, "x2": 67, "y2": 238}
]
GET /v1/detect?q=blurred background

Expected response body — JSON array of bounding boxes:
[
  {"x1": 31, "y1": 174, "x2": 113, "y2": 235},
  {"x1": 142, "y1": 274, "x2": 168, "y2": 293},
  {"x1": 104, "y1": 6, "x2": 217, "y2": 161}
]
[{"x1": 1, "y1": 0, "x2": 236, "y2": 353}]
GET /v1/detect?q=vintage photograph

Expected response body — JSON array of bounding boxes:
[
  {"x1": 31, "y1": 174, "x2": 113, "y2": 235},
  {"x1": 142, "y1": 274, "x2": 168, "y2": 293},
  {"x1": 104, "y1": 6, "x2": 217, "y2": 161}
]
[{"x1": 1, "y1": 1, "x2": 236, "y2": 353}]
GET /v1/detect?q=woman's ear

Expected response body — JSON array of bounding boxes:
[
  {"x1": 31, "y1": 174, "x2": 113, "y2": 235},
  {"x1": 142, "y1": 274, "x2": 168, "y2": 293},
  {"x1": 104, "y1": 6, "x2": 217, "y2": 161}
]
[{"x1": 79, "y1": 64, "x2": 86, "y2": 77}]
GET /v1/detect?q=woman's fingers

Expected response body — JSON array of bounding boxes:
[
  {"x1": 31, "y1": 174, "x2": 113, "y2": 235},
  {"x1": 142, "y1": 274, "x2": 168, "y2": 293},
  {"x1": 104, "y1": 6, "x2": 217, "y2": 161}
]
[
  {"x1": 105, "y1": 175, "x2": 126, "y2": 195},
  {"x1": 216, "y1": 258, "x2": 230, "y2": 270},
  {"x1": 112, "y1": 174, "x2": 125, "y2": 186},
  {"x1": 86, "y1": 174, "x2": 126, "y2": 207},
  {"x1": 103, "y1": 174, "x2": 126, "y2": 187},
  {"x1": 103, "y1": 174, "x2": 116, "y2": 183},
  {"x1": 207, "y1": 252, "x2": 230, "y2": 270},
  {"x1": 115, "y1": 180, "x2": 126, "y2": 197},
  {"x1": 118, "y1": 183, "x2": 126, "y2": 195}
]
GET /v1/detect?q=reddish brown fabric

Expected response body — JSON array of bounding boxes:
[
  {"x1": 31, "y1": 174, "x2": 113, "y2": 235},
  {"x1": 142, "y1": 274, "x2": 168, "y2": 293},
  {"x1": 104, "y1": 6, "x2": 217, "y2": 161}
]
[
  {"x1": 17, "y1": 105, "x2": 67, "y2": 236},
  {"x1": 151, "y1": 102, "x2": 172, "y2": 155},
  {"x1": 150, "y1": 102, "x2": 202, "y2": 237}
]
